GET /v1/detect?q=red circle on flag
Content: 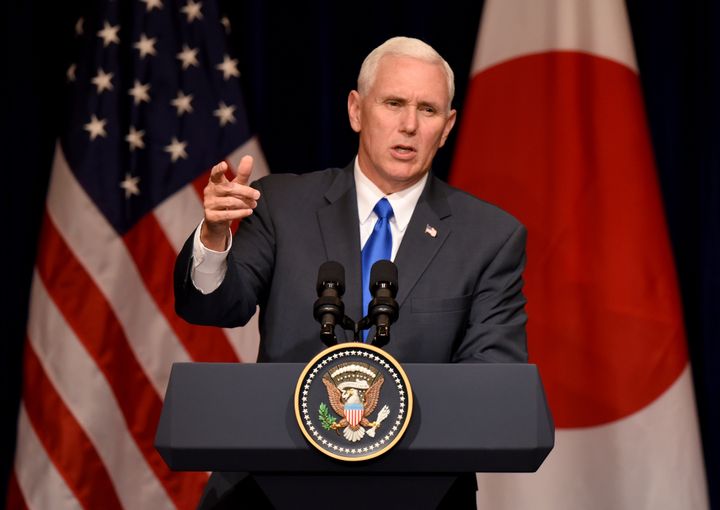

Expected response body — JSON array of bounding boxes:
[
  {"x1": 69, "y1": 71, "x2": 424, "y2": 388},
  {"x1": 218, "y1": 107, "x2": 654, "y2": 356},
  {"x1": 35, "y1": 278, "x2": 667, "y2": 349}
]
[{"x1": 451, "y1": 52, "x2": 687, "y2": 428}]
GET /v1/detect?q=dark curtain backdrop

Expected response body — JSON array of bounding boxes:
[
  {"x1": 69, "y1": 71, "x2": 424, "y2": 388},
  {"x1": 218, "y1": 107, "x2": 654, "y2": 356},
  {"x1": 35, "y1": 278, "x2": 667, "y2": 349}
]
[{"x1": 3, "y1": 0, "x2": 718, "y2": 506}]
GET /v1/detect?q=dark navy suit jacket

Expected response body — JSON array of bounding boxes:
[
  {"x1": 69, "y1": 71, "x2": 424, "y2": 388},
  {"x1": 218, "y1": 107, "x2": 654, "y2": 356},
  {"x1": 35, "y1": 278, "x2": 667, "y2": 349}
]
[{"x1": 174, "y1": 163, "x2": 528, "y2": 364}]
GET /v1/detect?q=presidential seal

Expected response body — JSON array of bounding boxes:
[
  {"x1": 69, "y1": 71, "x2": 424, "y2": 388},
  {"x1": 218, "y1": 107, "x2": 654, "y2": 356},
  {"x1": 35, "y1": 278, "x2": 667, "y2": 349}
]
[{"x1": 294, "y1": 342, "x2": 413, "y2": 461}]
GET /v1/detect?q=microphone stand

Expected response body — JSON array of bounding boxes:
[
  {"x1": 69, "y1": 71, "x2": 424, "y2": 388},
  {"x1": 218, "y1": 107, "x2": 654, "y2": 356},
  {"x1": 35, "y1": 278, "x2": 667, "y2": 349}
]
[
  {"x1": 355, "y1": 316, "x2": 371, "y2": 343},
  {"x1": 319, "y1": 314, "x2": 374, "y2": 344}
]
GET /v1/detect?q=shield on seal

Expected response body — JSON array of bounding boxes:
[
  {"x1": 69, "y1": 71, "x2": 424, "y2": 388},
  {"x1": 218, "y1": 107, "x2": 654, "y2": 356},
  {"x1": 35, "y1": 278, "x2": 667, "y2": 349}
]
[{"x1": 344, "y1": 402, "x2": 363, "y2": 427}]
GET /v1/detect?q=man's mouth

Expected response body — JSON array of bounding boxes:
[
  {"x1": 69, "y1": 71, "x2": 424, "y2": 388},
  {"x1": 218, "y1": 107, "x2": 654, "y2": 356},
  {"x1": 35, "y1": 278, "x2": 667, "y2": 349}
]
[{"x1": 392, "y1": 144, "x2": 416, "y2": 154}]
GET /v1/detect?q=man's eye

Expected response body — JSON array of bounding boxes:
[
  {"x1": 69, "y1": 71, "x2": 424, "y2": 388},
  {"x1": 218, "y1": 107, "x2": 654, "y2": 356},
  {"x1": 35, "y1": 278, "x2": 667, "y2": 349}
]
[
  {"x1": 420, "y1": 106, "x2": 436, "y2": 115},
  {"x1": 386, "y1": 100, "x2": 401, "y2": 108}
]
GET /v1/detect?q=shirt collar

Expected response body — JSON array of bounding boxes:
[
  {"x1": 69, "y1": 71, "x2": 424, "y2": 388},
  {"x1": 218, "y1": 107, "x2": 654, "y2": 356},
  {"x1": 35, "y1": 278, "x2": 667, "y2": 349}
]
[{"x1": 354, "y1": 156, "x2": 428, "y2": 232}]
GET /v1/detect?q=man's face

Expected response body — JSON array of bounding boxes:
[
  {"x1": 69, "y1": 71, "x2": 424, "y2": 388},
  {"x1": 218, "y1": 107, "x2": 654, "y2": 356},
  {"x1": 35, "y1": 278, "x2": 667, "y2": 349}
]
[{"x1": 348, "y1": 55, "x2": 457, "y2": 194}]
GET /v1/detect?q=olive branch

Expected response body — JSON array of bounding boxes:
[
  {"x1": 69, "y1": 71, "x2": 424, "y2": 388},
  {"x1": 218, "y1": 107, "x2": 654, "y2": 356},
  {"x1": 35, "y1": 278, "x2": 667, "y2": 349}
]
[{"x1": 318, "y1": 402, "x2": 337, "y2": 430}]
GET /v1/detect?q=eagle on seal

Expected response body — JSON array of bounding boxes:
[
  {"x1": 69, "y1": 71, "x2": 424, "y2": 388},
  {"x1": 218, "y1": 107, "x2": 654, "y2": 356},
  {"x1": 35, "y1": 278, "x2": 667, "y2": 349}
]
[{"x1": 322, "y1": 373, "x2": 384, "y2": 442}]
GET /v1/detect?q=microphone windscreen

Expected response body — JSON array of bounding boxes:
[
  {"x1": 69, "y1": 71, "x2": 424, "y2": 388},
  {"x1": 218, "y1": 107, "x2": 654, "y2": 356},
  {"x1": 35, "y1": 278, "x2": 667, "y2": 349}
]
[
  {"x1": 317, "y1": 260, "x2": 345, "y2": 295},
  {"x1": 369, "y1": 260, "x2": 398, "y2": 293}
]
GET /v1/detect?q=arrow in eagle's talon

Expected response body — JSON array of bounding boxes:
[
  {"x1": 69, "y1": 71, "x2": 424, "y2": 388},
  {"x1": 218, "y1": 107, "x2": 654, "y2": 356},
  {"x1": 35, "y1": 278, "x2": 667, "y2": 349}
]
[{"x1": 366, "y1": 405, "x2": 391, "y2": 437}]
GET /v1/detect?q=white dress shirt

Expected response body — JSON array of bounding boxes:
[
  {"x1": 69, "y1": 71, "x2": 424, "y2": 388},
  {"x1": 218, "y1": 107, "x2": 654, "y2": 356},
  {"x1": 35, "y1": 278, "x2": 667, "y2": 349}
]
[
  {"x1": 191, "y1": 157, "x2": 427, "y2": 294},
  {"x1": 354, "y1": 159, "x2": 427, "y2": 257}
]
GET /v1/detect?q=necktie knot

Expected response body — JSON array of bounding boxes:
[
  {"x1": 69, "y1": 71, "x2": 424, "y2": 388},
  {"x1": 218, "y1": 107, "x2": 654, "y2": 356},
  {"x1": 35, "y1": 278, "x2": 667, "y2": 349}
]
[{"x1": 373, "y1": 198, "x2": 394, "y2": 221}]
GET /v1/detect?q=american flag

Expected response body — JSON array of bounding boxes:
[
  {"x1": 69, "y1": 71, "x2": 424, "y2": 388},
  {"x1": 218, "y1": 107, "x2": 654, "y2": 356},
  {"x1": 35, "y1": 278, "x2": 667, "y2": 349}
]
[{"x1": 7, "y1": 0, "x2": 264, "y2": 508}]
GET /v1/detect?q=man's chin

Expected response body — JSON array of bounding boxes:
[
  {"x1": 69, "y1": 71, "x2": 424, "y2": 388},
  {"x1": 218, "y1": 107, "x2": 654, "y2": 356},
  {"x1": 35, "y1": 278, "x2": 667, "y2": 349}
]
[{"x1": 382, "y1": 169, "x2": 427, "y2": 192}]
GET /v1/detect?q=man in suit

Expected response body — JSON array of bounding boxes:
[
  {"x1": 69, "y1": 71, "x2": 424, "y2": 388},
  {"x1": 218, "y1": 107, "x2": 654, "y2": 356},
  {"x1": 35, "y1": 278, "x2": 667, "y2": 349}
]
[{"x1": 175, "y1": 36, "x2": 527, "y2": 508}]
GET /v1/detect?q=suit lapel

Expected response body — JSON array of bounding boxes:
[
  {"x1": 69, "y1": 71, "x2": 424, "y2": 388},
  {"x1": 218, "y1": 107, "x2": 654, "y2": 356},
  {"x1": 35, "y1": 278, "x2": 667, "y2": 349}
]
[
  {"x1": 317, "y1": 164, "x2": 362, "y2": 339},
  {"x1": 394, "y1": 176, "x2": 452, "y2": 308}
]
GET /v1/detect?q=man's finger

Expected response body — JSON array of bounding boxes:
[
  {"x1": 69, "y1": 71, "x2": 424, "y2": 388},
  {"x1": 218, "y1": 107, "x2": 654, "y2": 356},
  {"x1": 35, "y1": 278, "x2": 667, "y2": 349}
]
[
  {"x1": 232, "y1": 155, "x2": 254, "y2": 185},
  {"x1": 227, "y1": 183, "x2": 260, "y2": 201},
  {"x1": 209, "y1": 195, "x2": 258, "y2": 211},
  {"x1": 209, "y1": 161, "x2": 229, "y2": 184}
]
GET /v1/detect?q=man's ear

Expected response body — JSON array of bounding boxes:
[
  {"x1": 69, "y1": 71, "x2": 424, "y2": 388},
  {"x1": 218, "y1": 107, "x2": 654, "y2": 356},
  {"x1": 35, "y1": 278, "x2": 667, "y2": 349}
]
[
  {"x1": 347, "y1": 90, "x2": 362, "y2": 133},
  {"x1": 439, "y1": 109, "x2": 457, "y2": 147}
]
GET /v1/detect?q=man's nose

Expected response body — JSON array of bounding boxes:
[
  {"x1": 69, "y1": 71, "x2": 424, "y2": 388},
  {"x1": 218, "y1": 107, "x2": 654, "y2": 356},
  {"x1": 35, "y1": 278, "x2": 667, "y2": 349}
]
[{"x1": 400, "y1": 107, "x2": 418, "y2": 134}]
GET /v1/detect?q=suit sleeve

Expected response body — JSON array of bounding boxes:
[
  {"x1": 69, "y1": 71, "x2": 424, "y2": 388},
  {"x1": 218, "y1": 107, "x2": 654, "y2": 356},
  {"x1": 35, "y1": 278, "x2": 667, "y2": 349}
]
[
  {"x1": 174, "y1": 179, "x2": 276, "y2": 328},
  {"x1": 451, "y1": 223, "x2": 529, "y2": 363}
]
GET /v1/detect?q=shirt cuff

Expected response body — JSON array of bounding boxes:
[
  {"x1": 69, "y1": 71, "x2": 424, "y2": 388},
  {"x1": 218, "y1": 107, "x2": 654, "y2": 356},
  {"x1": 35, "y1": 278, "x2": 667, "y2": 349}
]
[{"x1": 190, "y1": 220, "x2": 232, "y2": 294}]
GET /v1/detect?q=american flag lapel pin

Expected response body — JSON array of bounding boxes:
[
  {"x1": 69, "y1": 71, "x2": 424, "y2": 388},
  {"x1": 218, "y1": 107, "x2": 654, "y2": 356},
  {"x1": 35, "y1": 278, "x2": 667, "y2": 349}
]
[{"x1": 424, "y1": 224, "x2": 438, "y2": 238}]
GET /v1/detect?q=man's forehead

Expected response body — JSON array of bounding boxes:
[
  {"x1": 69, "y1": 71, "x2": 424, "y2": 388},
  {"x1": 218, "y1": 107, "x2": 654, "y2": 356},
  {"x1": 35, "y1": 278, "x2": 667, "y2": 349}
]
[
  {"x1": 373, "y1": 56, "x2": 449, "y2": 102},
  {"x1": 376, "y1": 54, "x2": 442, "y2": 73}
]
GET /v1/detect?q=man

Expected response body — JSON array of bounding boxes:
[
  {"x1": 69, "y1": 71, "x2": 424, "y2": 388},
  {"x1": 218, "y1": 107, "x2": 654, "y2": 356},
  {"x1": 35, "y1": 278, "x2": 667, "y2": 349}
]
[{"x1": 175, "y1": 36, "x2": 527, "y2": 507}]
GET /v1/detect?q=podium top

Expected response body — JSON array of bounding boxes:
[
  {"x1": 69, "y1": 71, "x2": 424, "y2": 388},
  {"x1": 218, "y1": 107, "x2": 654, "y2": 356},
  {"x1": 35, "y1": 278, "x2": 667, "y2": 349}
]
[{"x1": 155, "y1": 362, "x2": 554, "y2": 473}]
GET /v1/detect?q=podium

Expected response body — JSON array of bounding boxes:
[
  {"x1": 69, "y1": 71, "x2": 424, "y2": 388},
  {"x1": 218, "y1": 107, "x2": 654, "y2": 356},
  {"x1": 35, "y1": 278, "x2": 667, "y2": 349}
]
[{"x1": 155, "y1": 362, "x2": 554, "y2": 508}]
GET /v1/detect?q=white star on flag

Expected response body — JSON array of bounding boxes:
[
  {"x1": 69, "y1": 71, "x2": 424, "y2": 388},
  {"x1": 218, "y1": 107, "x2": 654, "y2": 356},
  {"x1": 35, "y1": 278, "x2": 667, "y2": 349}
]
[
  {"x1": 119, "y1": 173, "x2": 141, "y2": 198},
  {"x1": 134, "y1": 34, "x2": 157, "y2": 59},
  {"x1": 140, "y1": 0, "x2": 163, "y2": 11},
  {"x1": 128, "y1": 80, "x2": 151, "y2": 105},
  {"x1": 181, "y1": 0, "x2": 203, "y2": 22},
  {"x1": 91, "y1": 68, "x2": 114, "y2": 93},
  {"x1": 84, "y1": 114, "x2": 107, "y2": 140},
  {"x1": 164, "y1": 137, "x2": 188, "y2": 161},
  {"x1": 216, "y1": 55, "x2": 240, "y2": 80},
  {"x1": 97, "y1": 21, "x2": 120, "y2": 47},
  {"x1": 176, "y1": 45, "x2": 199, "y2": 70},
  {"x1": 125, "y1": 126, "x2": 145, "y2": 150},
  {"x1": 67, "y1": 63, "x2": 77, "y2": 82},
  {"x1": 213, "y1": 101, "x2": 236, "y2": 126},
  {"x1": 171, "y1": 91, "x2": 193, "y2": 115},
  {"x1": 75, "y1": 17, "x2": 84, "y2": 36}
]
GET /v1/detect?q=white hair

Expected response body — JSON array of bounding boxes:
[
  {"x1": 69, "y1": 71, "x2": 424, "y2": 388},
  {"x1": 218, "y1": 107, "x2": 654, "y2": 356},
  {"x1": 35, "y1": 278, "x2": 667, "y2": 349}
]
[{"x1": 357, "y1": 36, "x2": 455, "y2": 111}]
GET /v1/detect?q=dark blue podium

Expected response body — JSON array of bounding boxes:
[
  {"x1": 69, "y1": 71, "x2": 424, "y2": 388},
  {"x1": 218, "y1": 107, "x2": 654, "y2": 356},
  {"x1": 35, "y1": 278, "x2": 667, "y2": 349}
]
[{"x1": 155, "y1": 363, "x2": 554, "y2": 508}]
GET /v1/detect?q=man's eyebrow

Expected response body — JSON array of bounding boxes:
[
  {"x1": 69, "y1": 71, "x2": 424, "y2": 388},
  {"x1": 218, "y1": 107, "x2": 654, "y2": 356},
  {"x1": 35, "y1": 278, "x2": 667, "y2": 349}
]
[
  {"x1": 417, "y1": 100, "x2": 440, "y2": 109},
  {"x1": 380, "y1": 95, "x2": 407, "y2": 103},
  {"x1": 379, "y1": 96, "x2": 441, "y2": 109}
]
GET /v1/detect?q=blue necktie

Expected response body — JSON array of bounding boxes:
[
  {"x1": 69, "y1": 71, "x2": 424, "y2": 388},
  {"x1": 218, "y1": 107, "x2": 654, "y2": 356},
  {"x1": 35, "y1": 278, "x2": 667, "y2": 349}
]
[{"x1": 361, "y1": 198, "x2": 394, "y2": 341}]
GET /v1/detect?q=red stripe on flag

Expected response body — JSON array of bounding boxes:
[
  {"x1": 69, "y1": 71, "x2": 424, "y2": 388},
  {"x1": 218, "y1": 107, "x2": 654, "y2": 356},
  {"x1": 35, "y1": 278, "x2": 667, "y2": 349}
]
[
  {"x1": 35, "y1": 212, "x2": 207, "y2": 508},
  {"x1": 451, "y1": 51, "x2": 687, "y2": 427},
  {"x1": 20, "y1": 342, "x2": 124, "y2": 510},
  {"x1": 4, "y1": 471, "x2": 30, "y2": 510},
  {"x1": 123, "y1": 212, "x2": 239, "y2": 362}
]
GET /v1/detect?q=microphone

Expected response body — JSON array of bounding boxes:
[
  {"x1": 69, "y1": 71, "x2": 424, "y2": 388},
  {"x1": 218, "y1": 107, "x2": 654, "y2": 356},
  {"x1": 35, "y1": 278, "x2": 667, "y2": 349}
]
[
  {"x1": 313, "y1": 261, "x2": 346, "y2": 346},
  {"x1": 367, "y1": 260, "x2": 399, "y2": 347}
]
